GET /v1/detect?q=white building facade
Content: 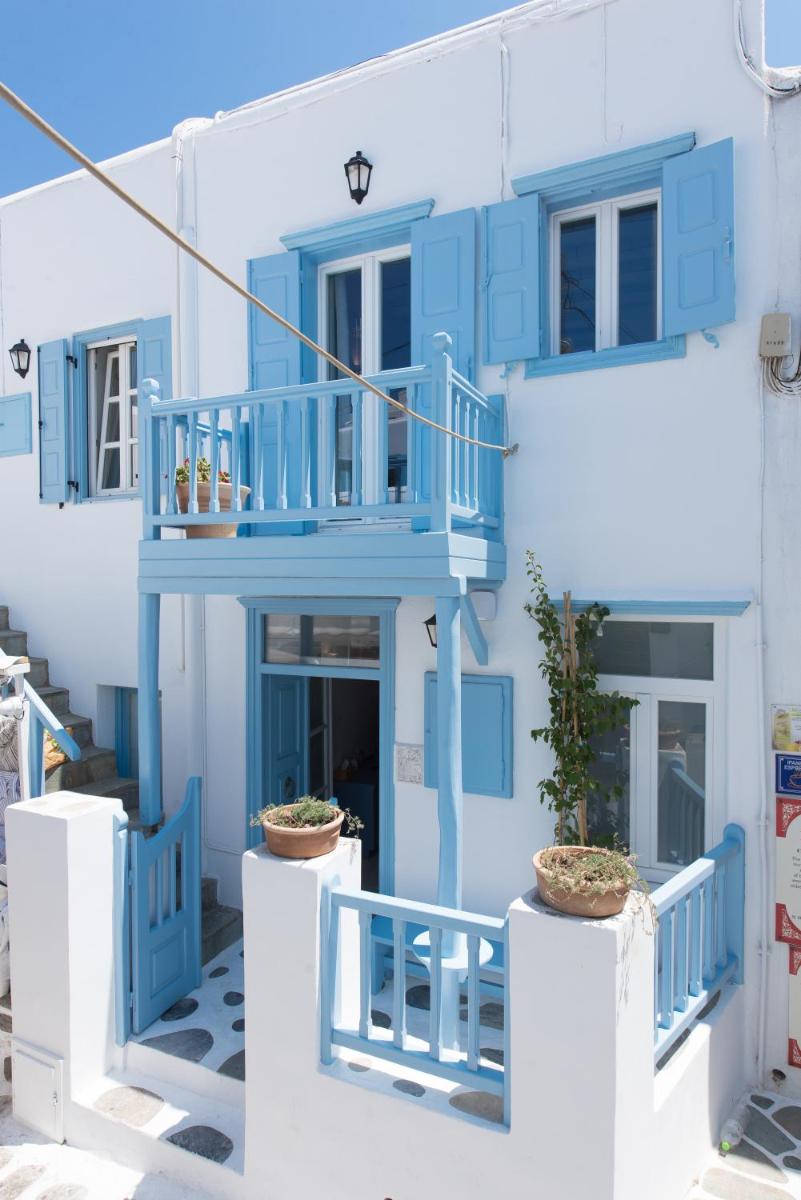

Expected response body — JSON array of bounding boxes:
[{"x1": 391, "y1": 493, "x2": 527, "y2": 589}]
[{"x1": 1, "y1": 0, "x2": 801, "y2": 1195}]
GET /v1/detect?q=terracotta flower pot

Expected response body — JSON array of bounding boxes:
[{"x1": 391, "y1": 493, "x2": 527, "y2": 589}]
[
  {"x1": 532, "y1": 845, "x2": 631, "y2": 918},
  {"x1": 260, "y1": 804, "x2": 345, "y2": 860},
  {"x1": 176, "y1": 480, "x2": 251, "y2": 539}
]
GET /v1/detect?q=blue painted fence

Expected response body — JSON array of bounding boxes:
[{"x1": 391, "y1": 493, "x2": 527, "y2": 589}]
[
  {"x1": 140, "y1": 337, "x2": 504, "y2": 538},
  {"x1": 652, "y1": 823, "x2": 745, "y2": 1064},
  {"x1": 320, "y1": 887, "x2": 509, "y2": 1122}
]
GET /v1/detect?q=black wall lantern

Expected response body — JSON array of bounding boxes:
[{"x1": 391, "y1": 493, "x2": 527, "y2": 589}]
[
  {"x1": 9, "y1": 338, "x2": 31, "y2": 379},
  {"x1": 344, "y1": 150, "x2": 373, "y2": 205},
  {"x1": 424, "y1": 613, "x2": 437, "y2": 649}
]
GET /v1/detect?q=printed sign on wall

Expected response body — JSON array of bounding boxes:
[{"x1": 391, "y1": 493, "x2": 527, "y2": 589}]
[
  {"x1": 778, "y1": 755, "x2": 801, "y2": 798},
  {"x1": 789, "y1": 948, "x2": 801, "y2": 1067},
  {"x1": 776, "y1": 796, "x2": 801, "y2": 947},
  {"x1": 773, "y1": 706, "x2": 801, "y2": 753}
]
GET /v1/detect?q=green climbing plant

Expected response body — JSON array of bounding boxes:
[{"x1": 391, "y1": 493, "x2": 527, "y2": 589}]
[{"x1": 525, "y1": 551, "x2": 637, "y2": 846}]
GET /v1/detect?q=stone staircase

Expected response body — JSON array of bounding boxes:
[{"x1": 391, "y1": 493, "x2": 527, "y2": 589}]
[
  {"x1": 0, "y1": 603, "x2": 139, "y2": 813},
  {"x1": 201, "y1": 876, "x2": 243, "y2": 966}
]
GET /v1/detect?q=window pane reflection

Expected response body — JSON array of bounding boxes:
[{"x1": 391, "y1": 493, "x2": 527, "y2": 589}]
[
  {"x1": 264, "y1": 614, "x2": 380, "y2": 668},
  {"x1": 657, "y1": 700, "x2": 706, "y2": 867},
  {"x1": 559, "y1": 216, "x2": 596, "y2": 354},
  {"x1": 618, "y1": 203, "x2": 658, "y2": 346},
  {"x1": 587, "y1": 720, "x2": 631, "y2": 850},
  {"x1": 592, "y1": 622, "x2": 713, "y2": 681}
]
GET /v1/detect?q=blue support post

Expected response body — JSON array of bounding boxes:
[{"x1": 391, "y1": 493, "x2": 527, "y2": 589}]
[
  {"x1": 138, "y1": 591, "x2": 162, "y2": 827},
  {"x1": 435, "y1": 593, "x2": 463, "y2": 1049},
  {"x1": 139, "y1": 379, "x2": 162, "y2": 543},
  {"x1": 724, "y1": 822, "x2": 745, "y2": 984}
]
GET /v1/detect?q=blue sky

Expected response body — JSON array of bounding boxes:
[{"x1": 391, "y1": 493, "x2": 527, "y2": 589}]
[{"x1": 1, "y1": 0, "x2": 799, "y2": 197}]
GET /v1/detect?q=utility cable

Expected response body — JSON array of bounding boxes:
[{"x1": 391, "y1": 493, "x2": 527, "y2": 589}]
[{"x1": 0, "y1": 81, "x2": 515, "y2": 457}]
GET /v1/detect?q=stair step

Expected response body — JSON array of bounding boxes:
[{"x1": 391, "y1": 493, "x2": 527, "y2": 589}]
[
  {"x1": 35, "y1": 685, "x2": 70, "y2": 716},
  {"x1": 45, "y1": 743, "x2": 117, "y2": 791},
  {"x1": 57, "y1": 712, "x2": 93, "y2": 749},
  {"x1": 71, "y1": 775, "x2": 139, "y2": 811},
  {"x1": 0, "y1": 629, "x2": 24, "y2": 656},
  {"x1": 202, "y1": 876, "x2": 219, "y2": 912},
  {"x1": 75, "y1": 1067, "x2": 244, "y2": 1197},
  {"x1": 202, "y1": 905, "x2": 243, "y2": 967},
  {"x1": 0, "y1": 607, "x2": 8, "y2": 632},
  {"x1": 26, "y1": 657, "x2": 49, "y2": 688}
]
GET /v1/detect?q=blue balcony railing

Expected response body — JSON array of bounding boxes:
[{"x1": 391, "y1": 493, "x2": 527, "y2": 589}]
[
  {"x1": 651, "y1": 823, "x2": 745, "y2": 1065},
  {"x1": 139, "y1": 335, "x2": 504, "y2": 539}
]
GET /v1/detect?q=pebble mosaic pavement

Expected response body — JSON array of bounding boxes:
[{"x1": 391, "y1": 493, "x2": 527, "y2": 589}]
[{"x1": 687, "y1": 1092, "x2": 801, "y2": 1200}]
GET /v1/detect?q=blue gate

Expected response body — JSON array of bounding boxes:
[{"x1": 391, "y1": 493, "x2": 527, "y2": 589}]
[{"x1": 128, "y1": 777, "x2": 202, "y2": 1034}]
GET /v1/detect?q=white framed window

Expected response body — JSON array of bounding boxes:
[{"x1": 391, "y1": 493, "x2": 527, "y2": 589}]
[
  {"x1": 550, "y1": 189, "x2": 661, "y2": 357},
  {"x1": 318, "y1": 246, "x2": 411, "y2": 507},
  {"x1": 87, "y1": 336, "x2": 138, "y2": 496},
  {"x1": 588, "y1": 617, "x2": 725, "y2": 882}
]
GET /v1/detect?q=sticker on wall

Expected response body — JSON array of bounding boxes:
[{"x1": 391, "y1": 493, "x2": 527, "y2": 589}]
[
  {"x1": 776, "y1": 796, "x2": 801, "y2": 946},
  {"x1": 789, "y1": 947, "x2": 801, "y2": 1067},
  {"x1": 778, "y1": 755, "x2": 801, "y2": 798},
  {"x1": 773, "y1": 705, "x2": 801, "y2": 753},
  {"x1": 395, "y1": 744, "x2": 423, "y2": 785}
]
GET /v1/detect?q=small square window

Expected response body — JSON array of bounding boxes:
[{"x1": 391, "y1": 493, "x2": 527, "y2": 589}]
[{"x1": 552, "y1": 189, "x2": 660, "y2": 356}]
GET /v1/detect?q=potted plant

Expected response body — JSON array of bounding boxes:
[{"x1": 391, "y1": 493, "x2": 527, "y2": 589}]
[
  {"x1": 525, "y1": 551, "x2": 640, "y2": 918},
  {"x1": 250, "y1": 795, "x2": 363, "y2": 860},
  {"x1": 175, "y1": 458, "x2": 250, "y2": 539}
]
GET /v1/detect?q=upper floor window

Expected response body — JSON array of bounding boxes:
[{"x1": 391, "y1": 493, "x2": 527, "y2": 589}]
[
  {"x1": 87, "y1": 336, "x2": 138, "y2": 496},
  {"x1": 552, "y1": 189, "x2": 660, "y2": 356},
  {"x1": 319, "y1": 248, "x2": 411, "y2": 505}
]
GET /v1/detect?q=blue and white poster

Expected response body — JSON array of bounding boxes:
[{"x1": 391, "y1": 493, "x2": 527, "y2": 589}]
[{"x1": 777, "y1": 754, "x2": 801, "y2": 797}]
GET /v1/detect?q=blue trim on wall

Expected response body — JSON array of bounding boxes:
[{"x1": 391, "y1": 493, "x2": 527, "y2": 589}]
[
  {"x1": 551, "y1": 597, "x2": 752, "y2": 617},
  {"x1": 526, "y1": 337, "x2": 685, "y2": 378},
  {"x1": 243, "y1": 596, "x2": 398, "y2": 895},
  {"x1": 0, "y1": 392, "x2": 32, "y2": 456},
  {"x1": 512, "y1": 132, "x2": 696, "y2": 202},
  {"x1": 280, "y1": 199, "x2": 435, "y2": 262}
]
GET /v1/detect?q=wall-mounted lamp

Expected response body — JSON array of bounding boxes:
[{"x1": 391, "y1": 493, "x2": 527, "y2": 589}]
[
  {"x1": 9, "y1": 338, "x2": 31, "y2": 379},
  {"x1": 424, "y1": 614, "x2": 437, "y2": 649},
  {"x1": 344, "y1": 150, "x2": 373, "y2": 205}
]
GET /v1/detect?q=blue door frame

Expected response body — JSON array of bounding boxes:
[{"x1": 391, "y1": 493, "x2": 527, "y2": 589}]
[{"x1": 243, "y1": 598, "x2": 398, "y2": 895}]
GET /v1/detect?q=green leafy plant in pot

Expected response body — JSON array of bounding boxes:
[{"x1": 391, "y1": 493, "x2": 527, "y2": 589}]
[
  {"x1": 175, "y1": 457, "x2": 250, "y2": 539},
  {"x1": 250, "y1": 795, "x2": 363, "y2": 860},
  {"x1": 525, "y1": 551, "x2": 640, "y2": 917}
]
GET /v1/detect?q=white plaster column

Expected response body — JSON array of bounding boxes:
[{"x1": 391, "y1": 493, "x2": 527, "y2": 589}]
[{"x1": 6, "y1": 792, "x2": 124, "y2": 1138}]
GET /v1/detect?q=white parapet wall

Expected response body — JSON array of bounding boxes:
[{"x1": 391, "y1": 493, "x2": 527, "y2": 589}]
[
  {"x1": 241, "y1": 843, "x2": 743, "y2": 1200},
  {"x1": 6, "y1": 791, "x2": 124, "y2": 1141}
]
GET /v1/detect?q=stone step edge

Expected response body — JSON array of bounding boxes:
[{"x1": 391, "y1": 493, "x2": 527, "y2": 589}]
[{"x1": 124, "y1": 1036, "x2": 245, "y2": 1112}]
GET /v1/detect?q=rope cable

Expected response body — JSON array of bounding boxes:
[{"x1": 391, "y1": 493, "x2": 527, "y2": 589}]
[{"x1": 0, "y1": 81, "x2": 515, "y2": 457}]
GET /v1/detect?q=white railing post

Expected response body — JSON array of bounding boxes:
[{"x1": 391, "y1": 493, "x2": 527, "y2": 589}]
[
  {"x1": 431, "y1": 332, "x2": 453, "y2": 533},
  {"x1": 140, "y1": 378, "x2": 161, "y2": 541}
]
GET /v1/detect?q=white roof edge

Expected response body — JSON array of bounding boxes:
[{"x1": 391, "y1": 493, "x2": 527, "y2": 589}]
[
  {"x1": 209, "y1": 0, "x2": 611, "y2": 134},
  {"x1": 0, "y1": 132, "x2": 174, "y2": 209}
]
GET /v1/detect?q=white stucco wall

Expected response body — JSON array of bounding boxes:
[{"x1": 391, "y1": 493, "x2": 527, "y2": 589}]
[{"x1": 0, "y1": 0, "x2": 798, "y2": 1098}]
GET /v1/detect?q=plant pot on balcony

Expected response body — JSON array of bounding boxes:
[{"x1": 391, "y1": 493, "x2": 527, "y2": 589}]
[
  {"x1": 176, "y1": 481, "x2": 251, "y2": 539},
  {"x1": 532, "y1": 845, "x2": 636, "y2": 918}
]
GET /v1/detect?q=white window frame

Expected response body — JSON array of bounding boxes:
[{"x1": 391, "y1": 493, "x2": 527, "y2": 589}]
[
  {"x1": 550, "y1": 188, "x2": 662, "y2": 357},
  {"x1": 317, "y1": 245, "x2": 411, "y2": 508},
  {"x1": 596, "y1": 616, "x2": 726, "y2": 883},
  {"x1": 87, "y1": 335, "x2": 138, "y2": 497}
]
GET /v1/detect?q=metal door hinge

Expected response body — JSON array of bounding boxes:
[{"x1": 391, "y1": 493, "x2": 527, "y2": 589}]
[
  {"x1": 66, "y1": 354, "x2": 78, "y2": 368},
  {"x1": 67, "y1": 480, "x2": 79, "y2": 492}
]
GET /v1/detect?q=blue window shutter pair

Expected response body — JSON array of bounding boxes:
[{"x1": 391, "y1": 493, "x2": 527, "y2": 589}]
[
  {"x1": 424, "y1": 672, "x2": 513, "y2": 799},
  {"x1": 38, "y1": 317, "x2": 172, "y2": 504},
  {"x1": 662, "y1": 138, "x2": 735, "y2": 336}
]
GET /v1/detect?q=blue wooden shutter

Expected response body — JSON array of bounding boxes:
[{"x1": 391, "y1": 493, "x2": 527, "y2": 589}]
[
  {"x1": 482, "y1": 195, "x2": 540, "y2": 364},
  {"x1": 138, "y1": 317, "x2": 173, "y2": 401},
  {"x1": 411, "y1": 209, "x2": 476, "y2": 379},
  {"x1": 38, "y1": 339, "x2": 70, "y2": 504},
  {"x1": 662, "y1": 139, "x2": 735, "y2": 336},
  {"x1": 0, "y1": 393, "x2": 32, "y2": 457},
  {"x1": 424, "y1": 673, "x2": 513, "y2": 798},
  {"x1": 247, "y1": 251, "x2": 303, "y2": 528}
]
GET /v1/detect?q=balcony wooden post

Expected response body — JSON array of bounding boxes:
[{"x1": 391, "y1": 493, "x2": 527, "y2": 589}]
[
  {"x1": 431, "y1": 332, "x2": 453, "y2": 533},
  {"x1": 138, "y1": 590, "x2": 162, "y2": 828},
  {"x1": 139, "y1": 378, "x2": 161, "y2": 542},
  {"x1": 435, "y1": 592, "x2": 463, "y2": 1048}
]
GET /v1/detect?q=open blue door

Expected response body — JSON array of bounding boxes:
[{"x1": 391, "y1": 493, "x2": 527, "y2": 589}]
[
  {"x1": 264, "y1": 675, "x2": 309, "y2": 814},
  {"x1": 130, "y1": 778, "x2": 202, "y2": 1033}
]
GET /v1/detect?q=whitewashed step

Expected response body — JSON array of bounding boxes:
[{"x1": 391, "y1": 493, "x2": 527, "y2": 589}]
[{"x1": 73, "y1": 1066, "x2": 246, "y2": 1200}]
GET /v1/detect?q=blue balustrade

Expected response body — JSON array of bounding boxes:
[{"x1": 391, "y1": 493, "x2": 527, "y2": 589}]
[
  {"x1": 140, "y1": 337, "x2": 505, "y2": 539},
  {"x1": 652, "y1": 823, "x2": 745, "y2": 1064},
  {"x1": 24, "y1": 678, "x2": 81, "y2": 799},
  {"x1": 320, "y1": 886, "x2": 509, "y2": 1122}
]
